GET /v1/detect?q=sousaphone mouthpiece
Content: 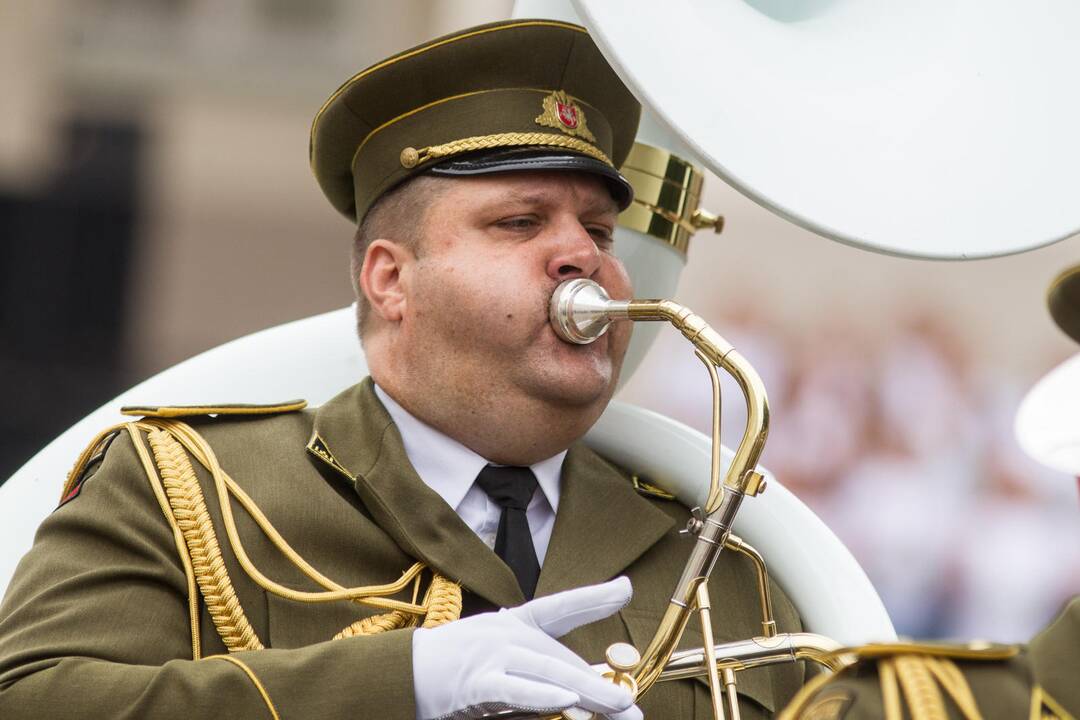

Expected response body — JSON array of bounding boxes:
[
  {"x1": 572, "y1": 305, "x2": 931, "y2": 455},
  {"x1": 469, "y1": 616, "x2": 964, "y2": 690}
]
[{"x1": 549, "y1": 279, "x2": 630, "y2": 344}]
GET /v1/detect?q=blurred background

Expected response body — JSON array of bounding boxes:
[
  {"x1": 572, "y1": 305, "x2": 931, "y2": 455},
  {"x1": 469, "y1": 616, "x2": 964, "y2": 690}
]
[{"x1": 2, "y1": 0, "x2": 1078, "y2": 642}]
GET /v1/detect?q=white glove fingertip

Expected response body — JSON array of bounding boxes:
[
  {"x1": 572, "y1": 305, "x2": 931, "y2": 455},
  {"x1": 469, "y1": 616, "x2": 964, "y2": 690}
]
[
  {"x1": 606, "y1": 703, "x2": 644, "y2": 720},
  {"x1": 520, "y1": 577, "x2": 635, "y2": 638},
  {"x1": 610, "y1": 576, "x2": 633, "y2": 604},
  {"x1": 576, "y1": 681, "x2": 635, "y2": 714}
]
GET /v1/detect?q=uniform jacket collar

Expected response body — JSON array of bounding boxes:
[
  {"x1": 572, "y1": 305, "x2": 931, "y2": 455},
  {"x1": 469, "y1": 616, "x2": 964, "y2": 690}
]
[{"x1": 307, "y1": 378, "x2": 674, "y2": 608}]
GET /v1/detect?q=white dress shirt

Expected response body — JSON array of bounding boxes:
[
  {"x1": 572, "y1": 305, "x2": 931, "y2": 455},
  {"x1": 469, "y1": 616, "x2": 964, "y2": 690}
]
[{"x1": 374, "y1": 384, "x2": 564, "y2": 565}]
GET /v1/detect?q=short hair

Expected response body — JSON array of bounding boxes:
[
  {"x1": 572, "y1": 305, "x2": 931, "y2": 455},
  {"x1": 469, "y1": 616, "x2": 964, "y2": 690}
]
[{"x1": 350, "y1": 174, "x2": 447, "y2": 338}]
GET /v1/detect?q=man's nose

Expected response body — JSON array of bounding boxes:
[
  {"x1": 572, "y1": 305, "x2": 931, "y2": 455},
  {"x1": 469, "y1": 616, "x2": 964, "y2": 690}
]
[{"x1": 545, "y1": 221, "x2": 602, "y2": 281}]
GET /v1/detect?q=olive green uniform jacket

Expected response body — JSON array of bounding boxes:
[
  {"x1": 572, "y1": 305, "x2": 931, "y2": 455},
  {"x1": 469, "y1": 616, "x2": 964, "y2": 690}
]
[
  {"x1": 0, "y1": 379, "x2": 805, "y2": 719},
  {"x1": 781, "y1": 597, "x2": 1080, "y2": 719}
]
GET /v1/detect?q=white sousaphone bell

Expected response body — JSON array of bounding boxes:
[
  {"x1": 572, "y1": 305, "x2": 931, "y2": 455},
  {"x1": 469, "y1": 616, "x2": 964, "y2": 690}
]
[{"x1": 5, "y1": 0, "x2": 1080, "y2": 649}]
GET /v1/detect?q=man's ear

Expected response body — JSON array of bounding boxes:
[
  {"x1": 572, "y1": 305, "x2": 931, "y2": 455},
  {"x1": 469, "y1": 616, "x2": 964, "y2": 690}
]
[{"x1": 359, "y1": 239, "x2": 414, "y2": 324}]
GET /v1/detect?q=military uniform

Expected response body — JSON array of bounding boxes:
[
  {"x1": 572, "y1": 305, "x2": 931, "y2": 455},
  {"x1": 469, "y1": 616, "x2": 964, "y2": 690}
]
[
  {"x1": 0, "y1": 379, "x2": 807, "y2": 718},
  {"x1": 778, "y1": 597, "x2": 1079, "y2": 719}
]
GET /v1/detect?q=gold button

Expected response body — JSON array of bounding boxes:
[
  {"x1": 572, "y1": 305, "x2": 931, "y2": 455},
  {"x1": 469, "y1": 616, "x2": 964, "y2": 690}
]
[{"x1": 399, "y1": 147, "x2": 420, "y2": 168}]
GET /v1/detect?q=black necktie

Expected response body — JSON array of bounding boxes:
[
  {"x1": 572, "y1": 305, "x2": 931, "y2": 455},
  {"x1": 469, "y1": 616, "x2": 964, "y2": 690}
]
[{"x1": 475, "y1": 464, "x2": 541, "y2": 600}]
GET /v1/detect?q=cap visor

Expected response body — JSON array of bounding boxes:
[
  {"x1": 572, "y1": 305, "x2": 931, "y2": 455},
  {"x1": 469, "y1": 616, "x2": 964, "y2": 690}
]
[{"x1": 427, "y1": 148, "x2": 633, "y2": 211}]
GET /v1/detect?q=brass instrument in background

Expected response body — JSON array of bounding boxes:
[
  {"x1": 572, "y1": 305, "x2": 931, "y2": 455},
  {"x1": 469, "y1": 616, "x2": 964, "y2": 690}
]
[{"x1": 499, "y1": 279, "x2": 852, "y2": 720}]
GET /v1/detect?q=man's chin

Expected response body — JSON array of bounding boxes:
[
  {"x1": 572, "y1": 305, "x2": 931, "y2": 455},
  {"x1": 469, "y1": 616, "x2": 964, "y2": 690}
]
[
  {"x1": 525, "y1": 362, "x2": 618, "y2": 410},
  {"x1": 524, "y1": 327, "x2": 626, "y2": 408}
]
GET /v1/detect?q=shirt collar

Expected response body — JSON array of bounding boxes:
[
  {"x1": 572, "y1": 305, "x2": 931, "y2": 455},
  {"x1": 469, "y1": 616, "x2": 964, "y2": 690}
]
[{"x1": 373, "y1": 383, "x2": 563, "y2": 513}]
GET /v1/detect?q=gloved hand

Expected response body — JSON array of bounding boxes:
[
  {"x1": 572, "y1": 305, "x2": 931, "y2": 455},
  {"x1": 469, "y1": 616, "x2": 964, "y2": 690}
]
[{"x1": 412, "y1": 577, "x2": 642, "y2": 720}]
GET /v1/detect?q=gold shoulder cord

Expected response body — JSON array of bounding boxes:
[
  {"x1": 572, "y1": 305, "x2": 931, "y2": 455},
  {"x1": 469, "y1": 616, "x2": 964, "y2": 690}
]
[
  {"x1": 1031, "y1": 685, "x2": 1078, "y2": 720},
  {"x1": 893, "y1": 656, "x2": 949, "y2": 720},
  {"x1": 64, "y1": 419, "x2": 462, "y2": 659},
  {"x1": 922, "y1": 657, "x2": 983, "y2": 720},
  {"x1": 779, "y1": 654, "x2": 988, "y2": 720},
  {"x1": 144, "y1": 425, "x2": 264, "y2": 652},
  {"x1": 879, "y1": 660, "x2": 904, "y2": 720}
]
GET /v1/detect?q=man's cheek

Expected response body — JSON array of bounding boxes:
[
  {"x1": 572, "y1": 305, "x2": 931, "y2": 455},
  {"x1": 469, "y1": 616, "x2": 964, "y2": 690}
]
[
  {"x1": 602, "y1": 256, "x2": 633, "y2": 299},
  {"x1": 608, "y1": 322, "x2": 633, "y2": 363}
]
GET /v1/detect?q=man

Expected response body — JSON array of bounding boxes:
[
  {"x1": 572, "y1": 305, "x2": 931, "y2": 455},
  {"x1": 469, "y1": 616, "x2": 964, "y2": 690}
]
[
  {"x1": 779, "y1": 266, "x2": 1080, "y2": 720},
  {"x1": 0, "y1": 19, "x2": 805, "y2": 719}
]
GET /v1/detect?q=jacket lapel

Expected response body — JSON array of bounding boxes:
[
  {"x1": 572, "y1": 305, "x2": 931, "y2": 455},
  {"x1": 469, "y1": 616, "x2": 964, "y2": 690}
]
[
  {"x1": 307, "y1": 379, "x2": 524, "y2": 609},
  {"x1": 536, "y1": 443, "x2": 674, "y2": 596}
]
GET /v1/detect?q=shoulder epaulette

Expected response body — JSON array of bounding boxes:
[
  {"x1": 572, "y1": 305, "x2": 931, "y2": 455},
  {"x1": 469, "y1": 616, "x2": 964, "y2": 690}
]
[
  {"x1": 120, "y1": 399, "x2": 307, "y2": 418},
  {"x1": 780, "y1": 640, "x2": 1026, "y2": 720},
  {"x1": 58, "y1": 426, "x2": 124, "y2": 507},
  {"x1": 839, "y1": 640, "x2": 1021, "y2": 662}
]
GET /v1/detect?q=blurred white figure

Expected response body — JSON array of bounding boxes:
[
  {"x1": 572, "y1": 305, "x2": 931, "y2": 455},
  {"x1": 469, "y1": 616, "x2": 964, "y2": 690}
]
[{"x1": 947, "y1": 380, "x2": 1080, "y2": 641}]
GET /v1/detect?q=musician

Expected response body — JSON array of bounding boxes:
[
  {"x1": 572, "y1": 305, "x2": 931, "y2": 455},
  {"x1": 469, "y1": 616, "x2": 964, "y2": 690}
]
[
  {"x1": 0, "y1": 20, "x2": 807, "y2": 719},
  {"x1": 780, "y1": 265, "x2": 1080, "y2": 720}
]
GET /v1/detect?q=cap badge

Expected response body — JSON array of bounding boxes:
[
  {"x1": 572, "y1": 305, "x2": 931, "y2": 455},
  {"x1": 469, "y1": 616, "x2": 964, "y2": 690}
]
[
  {"x1": 557, "y1": 101, "x2": 579, "y2": 128},
  {"x1": 535, "y1": 90, "x2": 596, "y2": 142}
]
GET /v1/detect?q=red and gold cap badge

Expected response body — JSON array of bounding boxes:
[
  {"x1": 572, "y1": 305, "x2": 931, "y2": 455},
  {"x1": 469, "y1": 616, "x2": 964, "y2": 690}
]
[{"x1": 536, "y1": 90, "x2": 597, "y2": 142}]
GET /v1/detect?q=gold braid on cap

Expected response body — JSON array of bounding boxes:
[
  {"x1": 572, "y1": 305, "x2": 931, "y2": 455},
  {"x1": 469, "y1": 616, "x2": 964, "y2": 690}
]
[{"x1": 400, "y1": 131, "x2": 612, "y2": 169}]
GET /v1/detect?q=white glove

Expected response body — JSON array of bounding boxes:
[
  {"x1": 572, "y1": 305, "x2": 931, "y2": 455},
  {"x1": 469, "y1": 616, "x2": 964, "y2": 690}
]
[{"x1": 412, "y1": 577, "x2": 642, "y2": 720}]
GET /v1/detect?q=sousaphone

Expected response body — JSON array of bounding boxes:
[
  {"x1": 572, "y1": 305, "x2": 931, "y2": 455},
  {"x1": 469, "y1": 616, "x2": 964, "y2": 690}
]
[{"x1": 3, "y1": 1, "x2": 1080, "y2": 717}]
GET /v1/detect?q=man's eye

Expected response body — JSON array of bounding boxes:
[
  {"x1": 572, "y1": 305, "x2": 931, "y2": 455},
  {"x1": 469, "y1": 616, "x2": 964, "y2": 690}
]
[
  {"x1": 497, "y1": 217, "x2": 538, "y2": 231},
  {"x1": 588, "y1": 226, "x2": 615, "y2": 246}
]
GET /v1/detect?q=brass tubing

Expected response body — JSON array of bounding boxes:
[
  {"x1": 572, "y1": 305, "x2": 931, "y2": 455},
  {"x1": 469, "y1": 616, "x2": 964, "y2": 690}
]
[
  {"x1": 713, "y1": 349, "x2": 768, "y2": 507},
  {"x1": 518, "y1": 638, "x2": 850, "y2": 720},
  {"x1": 549, "y1": 286, "x2": 769, "y2": 506},
  {"x1": 632, "y1": 488, "x2": 744, "y2": 695},
  {"x1": 614, "y1": 298, "x2": 770, "y2": 700},
  {"x1": 625, "y1": 299, "x2": 769, "y2": 510},
  {"x1": 722, "y1": 668, "x2": 740, "y2": 720},
  {"x1": 630, "y1": 597, "x2": 697, "y2": 696},
  {"x1": 724, "y1": 534, "x2": 777, "y2": 638},
  {"x1": 695, "y1": 349, "x2": 724, "y2": 525},
  {"x1": 695, "y1": 583, "x2": 728, "y2": 720},
  {"x1": 485, "y1": 635, "x2": 849, "y2": 717},
  {"x1": 655, "y1": 633, "x2": 850, "y2": 682},
  {"x1": 544, "y1": 282, "x2": 779, "y2": 719}
]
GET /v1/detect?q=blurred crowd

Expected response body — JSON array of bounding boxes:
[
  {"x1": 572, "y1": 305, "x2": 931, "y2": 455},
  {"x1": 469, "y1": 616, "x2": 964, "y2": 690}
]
[{"x1": 622, "y1": 306, "x2": 1080, "y2": 642}]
